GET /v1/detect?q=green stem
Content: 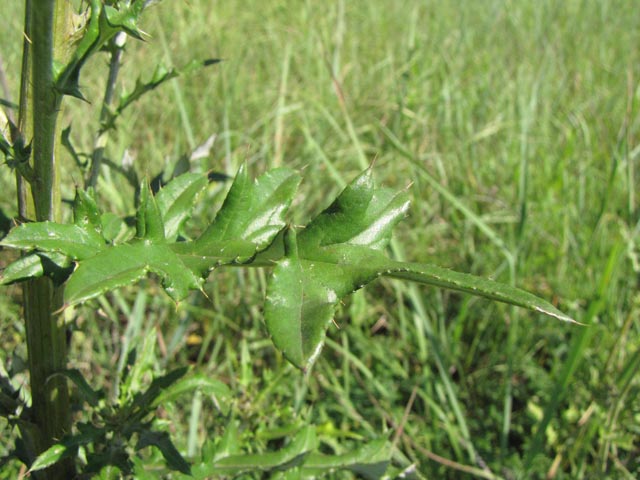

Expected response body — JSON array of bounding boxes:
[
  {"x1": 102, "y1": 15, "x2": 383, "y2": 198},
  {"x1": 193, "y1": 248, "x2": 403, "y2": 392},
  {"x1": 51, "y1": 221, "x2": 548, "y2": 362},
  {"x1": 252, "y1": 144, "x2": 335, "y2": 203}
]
[
  {"x1": 20, "y1": 1, "x2": 74, "y2": 477},
  {"x1": 31, "y1": 0, "x2": 61, "y2": 221},
  {"x1": 16, "y1": 0, "x2": 32, "y2": 220}
]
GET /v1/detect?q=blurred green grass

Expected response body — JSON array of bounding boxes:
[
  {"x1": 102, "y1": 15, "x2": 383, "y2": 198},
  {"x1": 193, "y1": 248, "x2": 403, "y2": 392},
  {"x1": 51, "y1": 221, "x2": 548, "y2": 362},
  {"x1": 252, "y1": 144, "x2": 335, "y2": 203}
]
[{"x1": 1, "y1": 0, "x2": 639, "y2": 478}]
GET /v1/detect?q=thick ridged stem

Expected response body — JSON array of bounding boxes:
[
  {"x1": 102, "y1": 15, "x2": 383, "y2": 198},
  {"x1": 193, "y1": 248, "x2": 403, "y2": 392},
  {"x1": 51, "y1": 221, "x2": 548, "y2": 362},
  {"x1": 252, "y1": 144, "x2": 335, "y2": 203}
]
[{"x1": 20, "y1": 1, "x2": 74, "y2": 477}]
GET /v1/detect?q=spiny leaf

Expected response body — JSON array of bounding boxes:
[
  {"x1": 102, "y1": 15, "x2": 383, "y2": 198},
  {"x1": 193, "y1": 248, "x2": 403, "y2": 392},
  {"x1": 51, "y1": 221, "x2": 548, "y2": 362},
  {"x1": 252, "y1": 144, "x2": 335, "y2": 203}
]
[
  {"x1": 29, "y1": 431, "x2": 99, "y2": 473},
  {"x1": 1, "y1": 252, "x2": 73, "y2": 285},
  {"x1": 170, "y1": 239, "x2": 260, "y2": 277},
  {"x1": 29, "y1": 444, "x2": 70, "y2": 473},
  {"x1": 55, "y1": 0, "x2": 149, "y2": 99},
  {"x1": 265, "y1": 170, "x2": 411, "y2": 369},
  {"x1": 64, "y1": 242, "x2": 203, "y2": 305},
  {"x1": 73, "y1": 188, "x2": 102, "y2": 232},
  {"x1": 298, "y1": 168, "x2": 376, "y2": 249},
  {"x1": 155, "y1": 172, "x2": 208, "y2": 242},
  {"x1": 2, "y1": 166, "x2": 300, "y2": 295},
  {"x1": 64, "y1": 248, "x2": 147, "y2": 306},
  {"x1": 265, "y1": 230, "x2": 335, "y2": 368},
  {"x1": 385, "y1": 263, "x2": 576, "y2": 324},
  {"x1": 0, "y1": 222, "x2": 105, "y2": 260},
  {"x1": 136, "y1": 181, "x2": 165, "y2": 242},
  {"x1": 298, "y1": 167, "x2": 410, "y2": 251},
  {"x1": 136, "y1": 430, "x2": 191, "y2": 475},
  {"x1": 0, "y1": 133, "x2": 11, "y2": 158},
  {"x1": 102, "y1": 2, "x2": 145, "y2": 40},
  {"x1": 8, "y1": 137, "x2": 35, "y2": 182},
  {"x1": 133, "y1": 367, "x2": 189, "y2": 411},
  {"x1": 53, "y1": 369, "x2": 103, "y2": 407},
  {"x1": 265, "y1": 238, "x2": 387, "y2": 369},
  {"x1": 265, "y1": 170, "x2": 576, "y2": 370},
  {"x1": 100, "y1": 212, "x2": 127, "y2": 243},
  {"x1": 54, "y1": 0, "x2": 101, "y2": 97},
  {"x1": 267, "y1": 237, "x2": 577, "y2": 370},
  {"x1": 197, "y1": 164, "x2": 301, "y2": 249}
]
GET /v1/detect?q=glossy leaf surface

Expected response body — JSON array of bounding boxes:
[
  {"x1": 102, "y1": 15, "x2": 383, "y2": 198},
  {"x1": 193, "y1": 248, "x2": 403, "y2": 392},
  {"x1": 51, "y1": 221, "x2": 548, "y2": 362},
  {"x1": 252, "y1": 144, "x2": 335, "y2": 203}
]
[
  {"x1": 0, "y1": 165, "x2": 575, "y2": 371},
  {"x1": 385, "y1": 263, "x2": 575, "y2": 323},
  {"x1": 265, "y1": 170, "x2": 576, "y2": 370},
  {"x1": 1, "y1": 254, "x2": 45, "y2": 284},
  {"x1": 197, "y1": 164, "x2": 301, "y2": 249},
  {"x1": 72, "y1": 189, "x2": 102, "y2": 232},
  {"x1": 29, "y1": 443, "x2": 74, "y2": 473},
  {"x1": 29, "y1": 431, "x2": 98, "y2": 473},
  {"x1": 136, "y1": 181, "x2": 165, "y2": 242},
  {"x1": 0, "y1": 222, "x2": 104, "y2": 260},
  {"x1": 297, "y1": 168, "x2": 410, "y2": 251},
  {"x1": 64, "y1": 242, "x2": 203, "y2": 305},
  {"x1": 155, "y1": 172, "x2": 208, "y2": 242},
  {"x1": 265, "y1": 169, "x2": 410, "y2": 369}
]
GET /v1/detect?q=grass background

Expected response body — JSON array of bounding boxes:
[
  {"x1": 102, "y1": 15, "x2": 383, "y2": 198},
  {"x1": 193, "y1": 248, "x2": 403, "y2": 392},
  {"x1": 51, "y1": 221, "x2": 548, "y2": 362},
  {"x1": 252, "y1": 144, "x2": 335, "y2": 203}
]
[{"x1": 1, "y1": 0, "x2": 639, "y2": 478}]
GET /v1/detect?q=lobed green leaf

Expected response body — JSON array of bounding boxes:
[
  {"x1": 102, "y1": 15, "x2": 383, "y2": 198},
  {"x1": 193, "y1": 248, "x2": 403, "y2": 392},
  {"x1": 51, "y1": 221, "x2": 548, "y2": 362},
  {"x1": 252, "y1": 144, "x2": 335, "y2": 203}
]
[
  {"x1": 102, "y1": 2, "x2": 145, "y2": 40},
  {"x1": 267, "y1": 237, "x2": 576, "y2": 369},
  {"x1": 265, "y1": 231, "x2": 334, "y2": 368},
  {"x1": 196, "y1": 164, "x2": 301, "y2": 249},
  {"x1": 53, "y1": 0, "x2": 101, "y2": 98},
  {"x1": 100, "y1": 212, "x2": 127, "y2": 243},
  {"x1": 136, "y1": 182, "x2": 165, "y2": 242},
  {"x1": 170, "y1": 238, "x2": 261, "y2": 277},
  {"x1": 265, "y1": 169, "x2": 577, "y2": 370},
  {"x1": 297, "y1": 168, "x2": 410, "y2": 251},
  {"x1": 155, "y1": 172, "x2": 208, "y2": 242},
  {"x1": 1, "y1": 254, "x2": 45, "y2": 285},
  {"x1": 0, "y1": 222, "x2": 105, "y2": 260},
  {"x1": 1, "y1": 251, "x2": 73, "y2": 286},
  {"x1": 136, "y1": 430, "x2": 191, "y2": 475},
  {"x1": 73, "y1": 188, "x2": 102, "y2": 232},
  {"x1": 385, "y1": 262, "x2": 576, "y2": 324},
  {"x1": 29, "y1": 431, "x2": 99, "y2": 473},
  {"x1": 52, "y1": 369, "x2": 103, "y2": 408},
  {"x1": 265, "y1": 231, "x2": 387, "y2": 369},
  {"x1": 132, "y1": 367, "x2": 189, "y2": 412},
  {"x1": 64, "y1": 242, "x2": 203, "y2": 306}
]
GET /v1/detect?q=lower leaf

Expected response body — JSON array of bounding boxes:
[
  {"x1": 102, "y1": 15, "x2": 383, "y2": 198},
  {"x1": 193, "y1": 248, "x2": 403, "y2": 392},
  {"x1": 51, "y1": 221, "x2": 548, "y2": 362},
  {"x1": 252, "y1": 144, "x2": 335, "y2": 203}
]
[
  {"x1": 64, "y1": 242, "x2": 203, "y2": 306},
  {"x1": 385, "y1": 262, "x2": 576, "y2": 324},
  {"x1": 136, "y1": 430, "x2": 191, "y2": 475},
  {"x1": 265, "y1": 232, "x2": 577, "y2": 370}
]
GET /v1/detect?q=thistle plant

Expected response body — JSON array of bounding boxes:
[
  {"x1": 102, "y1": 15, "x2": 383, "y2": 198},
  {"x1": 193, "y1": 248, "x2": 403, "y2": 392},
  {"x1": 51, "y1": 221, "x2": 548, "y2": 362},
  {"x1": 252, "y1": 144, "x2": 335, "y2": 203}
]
[{"x1": 0, "y1": 1, "x2": 576, "y2": 478}]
